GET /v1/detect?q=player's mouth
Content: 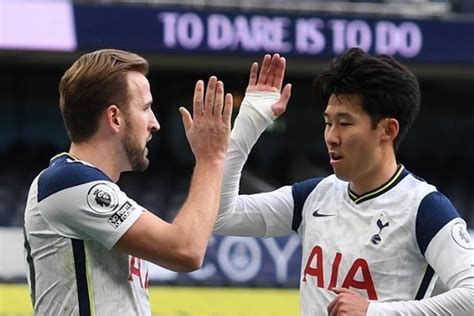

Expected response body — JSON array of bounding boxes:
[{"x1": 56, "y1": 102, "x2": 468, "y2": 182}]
[
  {"x1": 144, "y1": 136, "x2": 152, "y2": 155},
  {"x1": 329, "y1": 151, "x2": 343, "y2": 165}
]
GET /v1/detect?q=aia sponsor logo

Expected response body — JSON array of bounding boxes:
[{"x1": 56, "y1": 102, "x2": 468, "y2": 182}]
[{"x1": 302, "y1": 245, "x2": 378, "y2": 300}]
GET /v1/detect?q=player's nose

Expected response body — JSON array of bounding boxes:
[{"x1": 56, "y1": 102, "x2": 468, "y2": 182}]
[
  {"x1": 324, "y1": 126, "x2": 340, "y2": 147},
  {"x1": 150, "y1": 110, "x2": 160, "y2": 132}
]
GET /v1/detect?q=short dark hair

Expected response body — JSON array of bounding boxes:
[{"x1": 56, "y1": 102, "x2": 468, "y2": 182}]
[
  {"x1": 314, "y1": 47, "x2": 420, "y2": 149},
  {"x1": 59, "y1": 49, "x2": 149, "y2": 142}
]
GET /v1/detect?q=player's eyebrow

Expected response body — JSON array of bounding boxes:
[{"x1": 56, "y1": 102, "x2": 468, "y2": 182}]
[
  {"x1": 323, "y1": 112, "x2": 354, "y2": 119},
  {"x1": 143, "y1": 100, "x2": 153, "y2": 108}
]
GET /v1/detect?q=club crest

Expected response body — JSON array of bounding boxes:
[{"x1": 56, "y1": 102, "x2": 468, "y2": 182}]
[{"x1": 371, "y1": 214, "x2": 389, "y2": 245}]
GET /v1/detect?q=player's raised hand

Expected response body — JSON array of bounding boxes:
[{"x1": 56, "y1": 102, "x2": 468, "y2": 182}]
[
  {"x1": 327, "y1": 288, "x2": 369, "y2": 316},
  {"x1": 246, "y1": 53, "x2": 292, "y2": 116},
  {"x1": 179, "y1": 76, "x2": 233, "y2": 163}
]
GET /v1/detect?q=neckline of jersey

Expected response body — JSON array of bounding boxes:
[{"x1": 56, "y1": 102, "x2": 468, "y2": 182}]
[
  {"x1": 50, "y1": 152, "x2": 79, "y2": 162},
  {"x1": 347, "y1": 164, "x2": 408, "y2": 204}
]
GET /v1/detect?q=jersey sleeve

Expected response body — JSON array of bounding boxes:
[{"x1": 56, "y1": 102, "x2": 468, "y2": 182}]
[
  {"x1": 425, "y1": 217, "x2": 474, "y2": 286},
  {"x1": 37, "y1": 163, "x2": 144, "y2": 250},
  {"x1": 291, "y1": 177, "x2": 324, "y2": 232},
  {"x1": 215, "y1": 91, "x2": 287, "y2": 237},
  {"x1": 416, "y1": 191, "x2": 473, "y2": 288},
  {"x1": 215, "y1": 185, "x2": 295, "y2": 238}
]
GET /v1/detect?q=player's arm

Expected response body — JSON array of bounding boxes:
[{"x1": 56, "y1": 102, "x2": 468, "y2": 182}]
[
  {"x1": 115, "y1": 77, "x2": 233, "y2": 272},
  {"x1": 215, "y1": 54, "x2": 293, "y2": 236}
]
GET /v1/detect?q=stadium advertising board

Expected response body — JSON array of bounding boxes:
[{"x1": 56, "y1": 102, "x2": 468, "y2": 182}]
[
  {"x1": 1, "y1": 1, "x2": 472, "y2": 64},
  {"x1": 74, "y1": 5, "x2": 474, "y2": 64},
  {"x1": 149, "y1": 235, "x2": 302, "y2": 286},
  {"x1": 0, "y1": 0, "x2": 76, "y2": 51}
]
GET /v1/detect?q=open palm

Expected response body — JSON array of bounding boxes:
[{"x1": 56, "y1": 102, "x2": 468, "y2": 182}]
[{"x1": 246, "y1": 54, "x2": 292, "y2": 117}]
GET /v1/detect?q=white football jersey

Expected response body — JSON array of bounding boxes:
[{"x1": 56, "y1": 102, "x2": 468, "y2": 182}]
[
  {"x1": 24, "y1": 153, "x2": 150, "y2": 315},
  {"x1": 293, "y1": 165, "x2": 461, "y2": 313},
  {"x1": 215, "y1": 165, "x2": 473, "y2": 315}
]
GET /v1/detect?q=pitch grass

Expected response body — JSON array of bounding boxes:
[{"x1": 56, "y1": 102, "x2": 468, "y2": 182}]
[{"x1": 0, "y1": 284, "x2": 299, "y2": 315}]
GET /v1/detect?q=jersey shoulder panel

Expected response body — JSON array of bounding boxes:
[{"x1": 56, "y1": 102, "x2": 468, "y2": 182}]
[
  {"x1": 415, "y1": 188, "x2": 460, "y2": 255},
  {"x1": 38, "y1": 154, "x2": 112, "y2": 201},
  {"x1": 34, "y1": 154, "x2": 143, "y2": 249},
  {"x1": 291, "y1": 177, "x2": 325, "y2": 231},
  {"x1": 410, "y1": 170, "x2": 460, "y2": 255}
]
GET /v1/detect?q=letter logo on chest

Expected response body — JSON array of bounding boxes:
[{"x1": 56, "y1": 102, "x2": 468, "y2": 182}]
[{"x1": 302, "y1": 245, "x2": 378, "y2": 300}]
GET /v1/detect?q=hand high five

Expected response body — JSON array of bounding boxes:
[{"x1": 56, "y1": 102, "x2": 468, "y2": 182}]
[
  {"x1": 247, "y1": 54, "x2": 292, "y2": 116},
  {"x1": 180, "y1": 76, "x2": 233, "y2": 163}
]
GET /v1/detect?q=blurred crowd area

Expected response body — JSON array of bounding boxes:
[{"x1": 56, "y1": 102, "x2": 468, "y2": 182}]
[{"x1": 0, "y1": 66, "x2": 473, "y2": 228}]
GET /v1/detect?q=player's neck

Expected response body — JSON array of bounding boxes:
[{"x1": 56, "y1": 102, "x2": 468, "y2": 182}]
[
  {"x1": 69, "y1": 141, "x2": 122, "y2": 182},
  {"x1": 349, "y1": 156, "x2": 398, "y2": 196}
]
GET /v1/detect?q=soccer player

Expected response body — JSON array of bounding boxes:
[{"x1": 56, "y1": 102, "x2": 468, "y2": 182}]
[
  {"x1": 23, "y1": 49, "x2": 232, "y2": 315},
  {"x1": 214, "y1": 50, "x2": 474, "y2": 315}
]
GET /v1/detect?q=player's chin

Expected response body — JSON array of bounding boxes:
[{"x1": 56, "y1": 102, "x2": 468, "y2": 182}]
[
  {"x1": 132, "y1": 151, "x2": 149, "y2": 172},
  {"x1": 332, "y1": 167, "x2": 351, "y2": 182},
  {"x1": 133, "y1": 158, "x2": 149, "y2": 172}
]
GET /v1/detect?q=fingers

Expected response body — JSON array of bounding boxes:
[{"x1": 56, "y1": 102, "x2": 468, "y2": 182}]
[
  {"x1": 193, "y1": 76, "x2": 231, "y2": 121},
  {"x1": 222, "y1": 93, "x2": 233, "y2": 125},
  {"x1": 248, "y1": 62, "x2": 258, "y2": 87},
  {"x1": 271, "y1": 83, "x2": 292, "y2": 117},
  {"x1": 257, "y1": 54, "x2": 272, "y2": 85},
  {"x1": 193, "y1": 80, "x2": 204, "y2": 116},
  {"x1": 266, "y1": 54, "x2": 280, "y2": 87},
  {"x1": 204, "y1": 76, "x2": 218, "y2": 117},
  {"x1": 327, "y1": 288, "x2": 366, "y2": 316},
  {"x1": 214, "y1": 80, "x2": 224, "y2": 116},
  {"x1": 272, "y1": 56, "x2": 286, "y2": 91},
  {"x1": 248, "y1": 54, "x2": 287, "y2": 93},
  {"x1": 330, "y1": 288, "x2": 354, "y2": 316},
  {"x1": 327, "y1": 296, "x2": 338, "y2": 316},
  {"x1": 281, "y1": 83, "x2": 292, "y2": 104},
  {"x1": 332, "y1": 287, "x2": 358, "y2": 295},
  {"x1": 179, "y1": 107, "x2": 192, "y2": 131}
]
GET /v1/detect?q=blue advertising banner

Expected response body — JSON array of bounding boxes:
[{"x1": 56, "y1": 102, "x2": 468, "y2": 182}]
[
  {"x1": 74, "y1": 5, "x2": 474, "y2": 64},
  {"x1": 148, "y1": 235, "x2": 303, "y2": 287}
]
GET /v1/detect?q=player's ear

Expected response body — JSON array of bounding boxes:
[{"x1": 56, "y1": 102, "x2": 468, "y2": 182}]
[
  {"x1": 105, "y1": 104, "x2": 123, "y2": 134},
  {"x1": 381, "y1": 118, "x2": 399, "y2": 142}
]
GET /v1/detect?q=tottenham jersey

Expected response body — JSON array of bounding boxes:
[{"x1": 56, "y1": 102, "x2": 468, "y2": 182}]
[
  {"x1": 216, "y1": 165, "x2": 472, "y2": 315},
  {"x1": 24, "y1": 153, "x2": 150, "y2": 315},
  {"x1": 293, "y1": 165, "x2": 470, "y2": 314}
]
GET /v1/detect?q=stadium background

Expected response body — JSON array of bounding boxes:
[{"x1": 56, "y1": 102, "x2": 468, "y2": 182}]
[{"x1": 0, "y1": 0, "x2": 473, "y2": 315}]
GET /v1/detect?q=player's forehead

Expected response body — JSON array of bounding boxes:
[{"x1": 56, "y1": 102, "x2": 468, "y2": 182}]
[
  {"x1": 126, "y1": 71, "x2": 153, "y2": 106},
  {"x1": 324, "y1": 94, "x2": 365, "y2": 119}
]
